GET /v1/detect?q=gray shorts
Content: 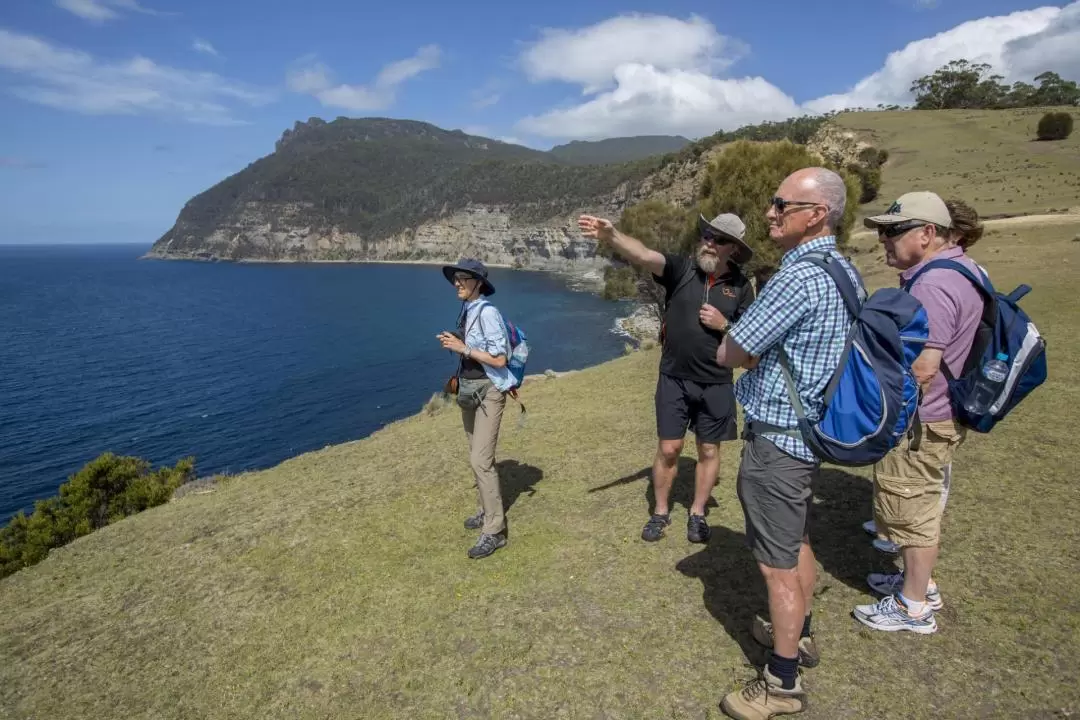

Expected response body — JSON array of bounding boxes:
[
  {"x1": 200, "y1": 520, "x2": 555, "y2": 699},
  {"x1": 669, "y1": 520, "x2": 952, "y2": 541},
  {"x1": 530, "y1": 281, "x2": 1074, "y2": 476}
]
[{"x1": 737, "y1": 433, "x2": 818, "y2": 569}]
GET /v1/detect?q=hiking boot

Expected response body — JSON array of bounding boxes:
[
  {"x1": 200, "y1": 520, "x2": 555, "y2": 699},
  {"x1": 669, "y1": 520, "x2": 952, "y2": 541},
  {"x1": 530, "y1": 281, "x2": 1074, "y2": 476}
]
[
  {"x1": 467, "y1": 533, "x2": 506, "y2": 559},
  {"x1": 720, "y1": 666, "x2": 807, "y2": 720},
  {"x1": 853, "y1": 594, "x2": 937, "y2": 634},
  {"x1": 641, "y1": 513, "x2": 671, "y2": 542},
  {"x1": 867, "y1": 571, "x2": 943, "y2": 611},
  {"x1": 464, "y1": 511, "x2": 484, "y2": 530},
  {"x1": 687, "y1": 514, "x2": 711, "y2": 544},
  {"x1": 750, "y1": 616, "x2": 820, "y2": 668}
]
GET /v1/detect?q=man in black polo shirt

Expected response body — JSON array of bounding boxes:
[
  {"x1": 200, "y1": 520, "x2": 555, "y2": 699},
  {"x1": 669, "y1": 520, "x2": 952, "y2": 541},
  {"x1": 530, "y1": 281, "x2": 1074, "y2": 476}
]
[{"x1": 579, "y1": 212, "x2": 755, "y2": 543}]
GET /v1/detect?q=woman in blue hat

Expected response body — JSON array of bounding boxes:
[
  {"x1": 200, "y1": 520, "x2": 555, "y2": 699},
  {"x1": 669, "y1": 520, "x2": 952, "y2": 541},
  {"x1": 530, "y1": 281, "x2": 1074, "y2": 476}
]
[{"x1": 437, "y1": 258, "x2": 516, "y2": 559}]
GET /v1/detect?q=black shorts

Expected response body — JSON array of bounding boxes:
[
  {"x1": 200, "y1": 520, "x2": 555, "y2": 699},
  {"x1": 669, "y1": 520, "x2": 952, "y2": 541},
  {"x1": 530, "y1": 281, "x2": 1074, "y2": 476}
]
[
  {"x1": 655, "y1": 373, "x2": 737, "y2": 444},
  {"x1": 737, "y1": 433, "x2": 818, "y2": 569}
]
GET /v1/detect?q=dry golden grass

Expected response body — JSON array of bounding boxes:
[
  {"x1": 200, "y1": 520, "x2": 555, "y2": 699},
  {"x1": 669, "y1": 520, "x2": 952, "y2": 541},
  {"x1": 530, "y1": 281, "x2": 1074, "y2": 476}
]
[
  {"x1": 2, "y1": 223, "x2": 1078, "y2": 719},
  {"x1": 834, "y1": 108, "x2": 1080, "y2": 221}
]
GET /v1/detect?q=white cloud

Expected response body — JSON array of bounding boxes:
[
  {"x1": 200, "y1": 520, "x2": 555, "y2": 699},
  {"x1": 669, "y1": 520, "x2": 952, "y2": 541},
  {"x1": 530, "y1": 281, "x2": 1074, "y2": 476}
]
[
  {"x1": 519, "y1": 64, "x2": 800, "y2": 140},
  {"x1": 1002, "y1": 2, "x2": 1080, "y2": 82},
  {"x1": 192, "y1": 39, "x2": 219, "y2": 57},
  {"x1": 806, "y1": 4, "x2": 1065, "y2": 112},
  {"x1": 520, "y1": 14, "x2": 745, "y2": 93},
  {"x1": 515, "y1": 14, "x2": 795, "y2": 140},
  {"x1": 0, "y1": 28, "x2": 273, "y2": 125},
  {"x1": 55, "y1": 0, "x2": 166, "y2": 23},
  {"x1": 286, "y1": 45, "x2": 440, "y2": 112}
]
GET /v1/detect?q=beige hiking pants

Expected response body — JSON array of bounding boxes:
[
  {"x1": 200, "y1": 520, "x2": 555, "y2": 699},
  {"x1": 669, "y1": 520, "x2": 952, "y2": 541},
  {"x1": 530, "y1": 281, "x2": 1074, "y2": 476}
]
[{"x1": 461, "y1": 383, "x2": 506, "y2": 535}]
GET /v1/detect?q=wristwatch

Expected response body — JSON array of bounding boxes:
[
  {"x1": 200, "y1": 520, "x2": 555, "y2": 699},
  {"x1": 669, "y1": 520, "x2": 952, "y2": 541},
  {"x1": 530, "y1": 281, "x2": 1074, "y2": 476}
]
[{"x1": 463, "y1": 345, "x2": 473, "y2": 359}]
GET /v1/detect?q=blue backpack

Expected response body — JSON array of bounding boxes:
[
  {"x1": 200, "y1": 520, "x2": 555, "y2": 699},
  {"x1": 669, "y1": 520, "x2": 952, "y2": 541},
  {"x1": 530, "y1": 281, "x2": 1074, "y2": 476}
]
[
  {"x1": 474, "y1": 300, "x2": 530, "y2": 391},
  {"x1": 772, "y1": 252, "x2": 929, "y2": 467},
  {"x1": 903, "y1": 259, "x2": 1047, "y2": 433}
]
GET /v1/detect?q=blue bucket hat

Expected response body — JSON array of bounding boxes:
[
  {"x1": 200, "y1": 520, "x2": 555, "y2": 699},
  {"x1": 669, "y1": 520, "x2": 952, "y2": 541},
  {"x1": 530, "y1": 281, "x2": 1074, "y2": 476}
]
[{"x1": 441, "y1": 258, "x2": 495, "y2": 296}]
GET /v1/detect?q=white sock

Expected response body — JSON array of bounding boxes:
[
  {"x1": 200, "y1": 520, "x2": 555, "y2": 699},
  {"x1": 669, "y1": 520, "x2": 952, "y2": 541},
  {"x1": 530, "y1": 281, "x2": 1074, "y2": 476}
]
[{"x1": 899, "y1": 592, "x2": 928, "y2": 617}]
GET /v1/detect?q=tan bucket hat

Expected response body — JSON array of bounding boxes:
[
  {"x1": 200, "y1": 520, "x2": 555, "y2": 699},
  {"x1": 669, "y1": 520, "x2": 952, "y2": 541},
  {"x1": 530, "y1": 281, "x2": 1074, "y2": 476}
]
[{"x1": 697, "y1": 213, "x2": 754, "y2": 265}]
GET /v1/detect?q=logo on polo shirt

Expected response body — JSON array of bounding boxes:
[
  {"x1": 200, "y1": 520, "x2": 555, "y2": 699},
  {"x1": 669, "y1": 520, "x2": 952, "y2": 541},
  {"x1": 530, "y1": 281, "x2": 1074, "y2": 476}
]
[{"x1": 722, "y1": 287, "x2": 736, "y2": 298}]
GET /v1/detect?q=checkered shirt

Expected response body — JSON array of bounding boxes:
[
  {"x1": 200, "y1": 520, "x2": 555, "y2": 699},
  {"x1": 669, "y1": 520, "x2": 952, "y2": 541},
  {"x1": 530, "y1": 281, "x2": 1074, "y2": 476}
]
[{"x1": 727, "y1": 235, "x2": 864, "y2": 462}]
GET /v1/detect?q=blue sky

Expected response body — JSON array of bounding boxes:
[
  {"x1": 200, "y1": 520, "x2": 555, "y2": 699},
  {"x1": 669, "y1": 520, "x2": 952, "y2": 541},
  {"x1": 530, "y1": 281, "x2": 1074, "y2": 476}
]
[{"x1": 0, "y1": 0, "x2": 1077, "y2": 245}]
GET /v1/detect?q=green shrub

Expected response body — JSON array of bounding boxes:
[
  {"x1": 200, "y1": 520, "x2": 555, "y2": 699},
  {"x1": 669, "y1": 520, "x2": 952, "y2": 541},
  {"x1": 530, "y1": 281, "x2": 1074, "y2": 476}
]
[
  {"x1": 847, "y1": 163, "x2": 883, "y2": 204},
  {"x1": 0, "y1": 453, "x2": 195, "y2": 578},
  {"x1": 601, "y1": 199, "x2": 693, "y2": 303},
  {"x1": 602, "y1": 265, "x2": 639, "y2": 300},
  {"x1": 1037, "y1": 112, "x2": 1074, "y2": 141}
]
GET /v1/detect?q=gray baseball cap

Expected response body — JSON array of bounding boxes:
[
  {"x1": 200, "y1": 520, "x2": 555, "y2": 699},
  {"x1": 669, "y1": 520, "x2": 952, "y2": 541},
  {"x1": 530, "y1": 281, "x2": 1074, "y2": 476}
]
[{"x1": 698, "y1": 213, "x2": 753, "y2": 265}]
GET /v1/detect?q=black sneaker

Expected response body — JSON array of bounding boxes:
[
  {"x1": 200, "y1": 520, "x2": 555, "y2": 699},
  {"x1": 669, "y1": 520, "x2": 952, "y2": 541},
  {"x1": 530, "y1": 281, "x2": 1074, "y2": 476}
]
[
  {"x1": 641, "y1": 514, "x2": 671, "y2": 542},
  {"x1": 687, "y1": 514, "x2": 711, "y2": 544},
  {"x1": 467, "y1": 533, "x2": 506, "y2": 559},
  {"x1": 464, "y1": 511, "x2": 484, "y2": 530}
]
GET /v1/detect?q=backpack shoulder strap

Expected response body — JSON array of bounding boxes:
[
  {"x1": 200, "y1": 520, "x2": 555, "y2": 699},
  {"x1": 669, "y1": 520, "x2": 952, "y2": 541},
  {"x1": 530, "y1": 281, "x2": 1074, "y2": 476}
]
[
  {"x1": 903, "y1": 259, "x2": 996, "y2": 301},
  {"x1": 796, "y1": 251, "x2": 864, "y2": 318}
]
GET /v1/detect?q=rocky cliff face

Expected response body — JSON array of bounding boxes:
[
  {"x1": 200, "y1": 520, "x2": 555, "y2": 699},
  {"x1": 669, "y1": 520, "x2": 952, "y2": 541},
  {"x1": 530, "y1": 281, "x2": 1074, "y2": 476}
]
[
  {"x1": 149, "y1": 202, "x2": 616, "y2": 270},
  {"x1": 146, "y1": 132, "x2": 724, "y2": 271}
]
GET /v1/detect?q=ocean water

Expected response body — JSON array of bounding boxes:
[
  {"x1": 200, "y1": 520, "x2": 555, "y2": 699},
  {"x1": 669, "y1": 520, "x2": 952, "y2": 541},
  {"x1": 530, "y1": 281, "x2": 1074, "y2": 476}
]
[{"x1": 0, "y1": 246, "x2": 632, "y2": 520}]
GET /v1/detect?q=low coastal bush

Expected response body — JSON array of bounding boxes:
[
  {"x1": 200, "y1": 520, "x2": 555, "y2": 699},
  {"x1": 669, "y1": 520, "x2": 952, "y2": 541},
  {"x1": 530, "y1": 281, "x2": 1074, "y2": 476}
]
[
  {"x1": 1037, "y1": 112, "x2": 1073, "y2": 141},
  {"x1": 0, "y1": 453, "x2": 195, "y2": 578}
]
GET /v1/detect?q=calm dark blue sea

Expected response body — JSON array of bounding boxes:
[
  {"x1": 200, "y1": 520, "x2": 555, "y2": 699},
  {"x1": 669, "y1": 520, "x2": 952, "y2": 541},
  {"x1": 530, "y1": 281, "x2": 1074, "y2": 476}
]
[{"x1": 0, "y1": 245, "x2": 632, "y2": 520}]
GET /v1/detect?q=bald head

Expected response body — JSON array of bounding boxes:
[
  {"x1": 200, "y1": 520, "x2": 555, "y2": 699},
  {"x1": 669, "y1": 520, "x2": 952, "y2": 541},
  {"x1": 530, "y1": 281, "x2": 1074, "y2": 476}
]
[
  {"x1": 767, "y1": 167, "x2": 848, "y2": 249},
  {"x1": 786, "y1": 167, "x2": 846, "y2": 231}
]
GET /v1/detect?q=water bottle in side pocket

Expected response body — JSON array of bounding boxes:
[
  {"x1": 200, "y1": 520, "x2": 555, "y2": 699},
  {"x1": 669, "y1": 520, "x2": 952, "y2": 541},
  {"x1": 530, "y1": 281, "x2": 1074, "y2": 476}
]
[{"x1": 964, "y1": 353, "x2": 1009, "y2": 415}]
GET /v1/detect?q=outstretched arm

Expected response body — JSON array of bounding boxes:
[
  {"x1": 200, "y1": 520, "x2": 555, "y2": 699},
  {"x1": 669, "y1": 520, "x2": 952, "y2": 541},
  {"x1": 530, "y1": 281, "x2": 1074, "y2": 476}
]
[{"x1": 578, "y1": 215, "x2": 666, "y2": 277}]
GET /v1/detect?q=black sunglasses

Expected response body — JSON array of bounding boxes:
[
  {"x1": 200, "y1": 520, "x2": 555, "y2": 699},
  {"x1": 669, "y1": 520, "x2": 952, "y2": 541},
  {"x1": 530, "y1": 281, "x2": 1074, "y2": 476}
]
[
  {"x1": 878, "y1": 221, "x2": 928, "y2": 239},
  {"x1": 700, "y1": 231, "x2": 735, "y2": 245},
  {"x1": 771, "y1": 196, "x2": 822, "y2": 214}
]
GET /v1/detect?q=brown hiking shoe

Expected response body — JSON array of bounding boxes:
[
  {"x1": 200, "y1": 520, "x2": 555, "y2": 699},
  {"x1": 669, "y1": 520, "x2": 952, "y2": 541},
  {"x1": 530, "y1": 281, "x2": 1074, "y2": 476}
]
[
  {"x1": 720, "y1": 667, "x2": 807, "y2": 720},
  {"x1": 751, "y1": 616, "x2": 820, "y2": 668}
]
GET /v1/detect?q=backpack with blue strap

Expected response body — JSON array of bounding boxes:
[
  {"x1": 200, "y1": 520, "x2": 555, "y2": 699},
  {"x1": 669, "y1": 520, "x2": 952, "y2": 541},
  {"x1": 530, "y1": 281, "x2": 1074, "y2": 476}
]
[
  {"x1": 767, "y1": 251, "x2": 930, "y2": 466},
  {"x1": 473, "y1": 300, "x2": 530, "y2": 410},
  {"x1": 902, "y1": 260, "x2": 1047, "y2": 432}
]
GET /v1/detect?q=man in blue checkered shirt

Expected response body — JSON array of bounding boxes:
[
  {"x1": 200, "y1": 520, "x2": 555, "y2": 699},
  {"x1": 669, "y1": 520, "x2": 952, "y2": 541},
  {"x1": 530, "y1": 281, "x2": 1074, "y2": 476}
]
[{"x1": 714, "y1": 168, "x2": 864, "y2": 720}]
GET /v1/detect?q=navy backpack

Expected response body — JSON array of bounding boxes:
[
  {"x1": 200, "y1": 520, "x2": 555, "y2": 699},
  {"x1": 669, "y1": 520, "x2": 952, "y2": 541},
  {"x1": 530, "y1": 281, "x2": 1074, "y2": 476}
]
[
  {"x1": 770, "y1": 252, "x2": 929, "y2": 467},
  {"x1": 903, "y1": 259, "x2": 1047, "y2": 433}
]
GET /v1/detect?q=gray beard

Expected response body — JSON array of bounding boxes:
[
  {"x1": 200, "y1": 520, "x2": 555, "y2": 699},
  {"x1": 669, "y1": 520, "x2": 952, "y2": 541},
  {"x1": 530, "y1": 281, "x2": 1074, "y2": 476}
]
[{"x1": 696, "y1": 247, "x2": 720, "y2": 274}]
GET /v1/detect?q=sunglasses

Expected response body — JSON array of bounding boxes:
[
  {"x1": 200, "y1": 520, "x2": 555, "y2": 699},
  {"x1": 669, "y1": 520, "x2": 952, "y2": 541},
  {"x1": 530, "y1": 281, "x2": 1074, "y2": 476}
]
[
  {"x1": 452, "y1": 273, "x2": 475, "y2": 285},
  {"x1": 700, "y1": 232, "x2": 734, "y2": 245},
  {"x1": 770, "y1": 196, "x2": 822, "y2": 214},
  {"x1": 878, "y1": 221, "x2": 927, "y2": 239}
]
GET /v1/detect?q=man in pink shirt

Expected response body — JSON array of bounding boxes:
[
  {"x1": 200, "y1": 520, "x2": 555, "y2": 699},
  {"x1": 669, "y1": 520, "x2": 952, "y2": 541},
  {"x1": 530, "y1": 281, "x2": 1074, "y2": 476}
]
[{"x1": 853, "y1": 192, "x2": 984, "y2": 634}]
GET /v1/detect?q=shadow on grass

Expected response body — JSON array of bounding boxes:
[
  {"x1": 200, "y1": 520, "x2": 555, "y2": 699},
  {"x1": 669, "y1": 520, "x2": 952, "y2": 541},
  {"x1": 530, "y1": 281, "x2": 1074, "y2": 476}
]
[
  {"x1": 676, "y1": 465, "x2": 881, "y2": 665},
  {"x1": 497, "y1": 459, "x2": 543, "y2": 514},
  {"x1": 812, "y1": 468, "x2": 888, "y2": 593},
  {"x1": 587, "y1": 457, "x2": 719, "y2": 516}
]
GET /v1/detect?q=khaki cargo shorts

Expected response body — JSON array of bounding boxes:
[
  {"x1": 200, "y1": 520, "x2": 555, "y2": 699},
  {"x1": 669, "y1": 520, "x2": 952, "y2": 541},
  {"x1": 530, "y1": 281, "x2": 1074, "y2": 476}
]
[{"x1": 873, "y1": 419, "x2": 966, "y2": 548}]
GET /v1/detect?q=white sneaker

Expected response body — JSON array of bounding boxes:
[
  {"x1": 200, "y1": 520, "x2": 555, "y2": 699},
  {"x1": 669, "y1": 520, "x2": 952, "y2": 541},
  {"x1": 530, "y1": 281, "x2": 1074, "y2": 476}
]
[
  {"x1": 867, "y1": 571, "x2": 943, "y2": 611},
  {"x1": 862, "y1": 519, "x2": 877, "y2": 536},
  {"x1": 853, "y1": 594, "x2": 938, "y2": 634},
  {"x1": 872, "y1": 537, "x2": 901, "y2": 554}
]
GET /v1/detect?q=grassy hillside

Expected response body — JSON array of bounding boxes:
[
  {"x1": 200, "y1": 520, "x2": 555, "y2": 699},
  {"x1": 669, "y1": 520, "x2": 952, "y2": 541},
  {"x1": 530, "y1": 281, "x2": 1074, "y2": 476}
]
[
  {"x1": 833, "y1": 107, "x2": 1080, "y2": 219},
  {"x1": 3, "y1": 220, "x2": 1079, "y2": 719}
]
